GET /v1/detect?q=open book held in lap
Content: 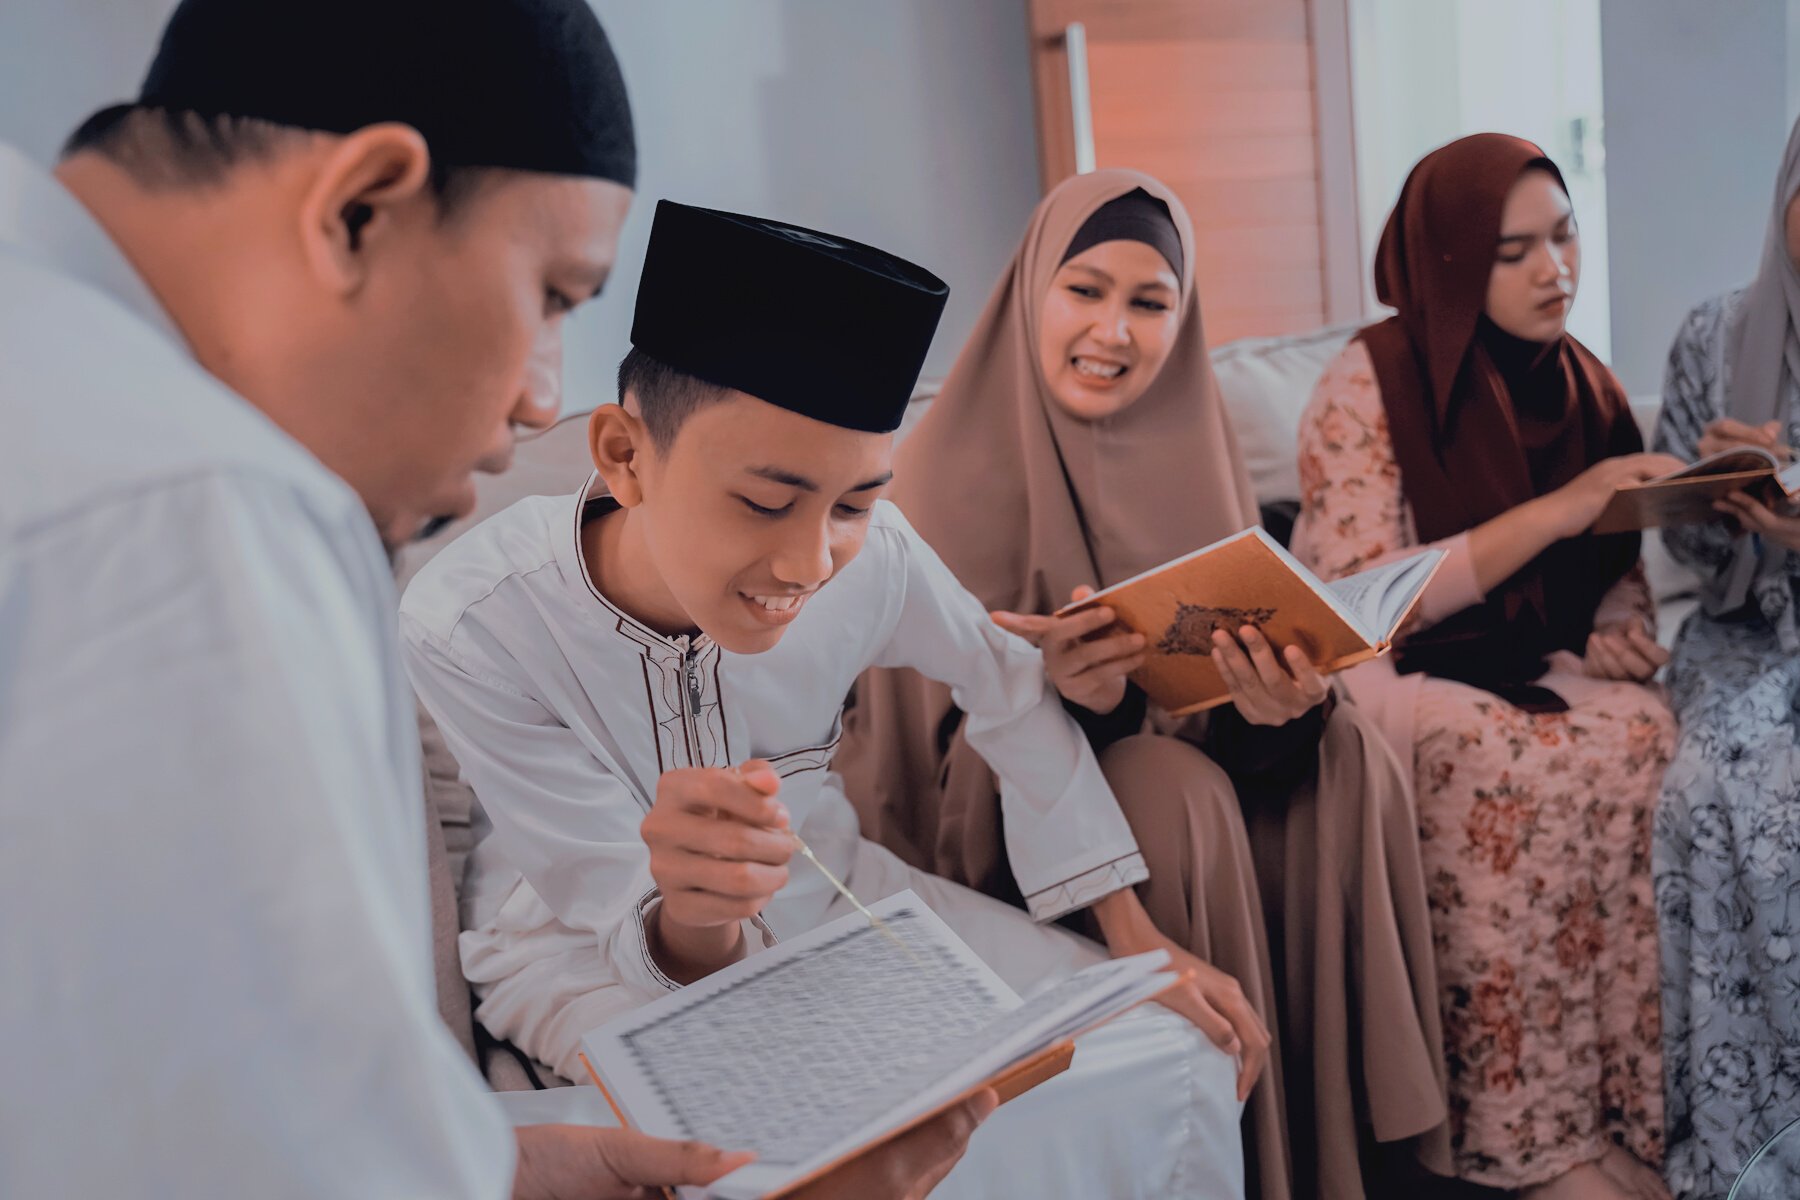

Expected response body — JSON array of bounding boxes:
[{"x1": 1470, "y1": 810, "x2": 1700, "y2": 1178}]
[
  {"x1": 1590, "y1": 446, "x2": 1800, "y2": 533},
  {"x1": 579, "y1": 891, "x2": 1178, "y2": 1200},
  {"x1": 1058, "y1": 527, "x2": 1445, "y2": 716}
]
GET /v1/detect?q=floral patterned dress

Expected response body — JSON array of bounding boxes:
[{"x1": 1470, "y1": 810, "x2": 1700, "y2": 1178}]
[
  {"x1": 1653, "y1": 289, "x2": 1800, "y2": 1200},
  {"x1": 1290, "y1": 339, "x2": 1675, "y2": 1189}
]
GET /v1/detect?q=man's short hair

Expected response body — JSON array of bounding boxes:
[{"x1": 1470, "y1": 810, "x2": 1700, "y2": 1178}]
[
  {"x1": 615, "y1": 346, "x2": 730, "y2": 448},
  {"x1": 61, "y1": 104, "x2": 491, "y2": 216}
]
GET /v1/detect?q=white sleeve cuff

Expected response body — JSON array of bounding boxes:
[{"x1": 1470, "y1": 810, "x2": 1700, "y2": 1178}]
[
  {"x1": 620, "y1": 889, "x2": 780, "y2": 994},
  {"x1": 1022, "y1": 852, "x2": 1150, "y2": 922}
]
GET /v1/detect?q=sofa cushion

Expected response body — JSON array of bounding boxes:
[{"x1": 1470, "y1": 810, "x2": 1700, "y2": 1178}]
[{"x1": 1209, "y1": 322, "x2": 1362, "y2": 506}]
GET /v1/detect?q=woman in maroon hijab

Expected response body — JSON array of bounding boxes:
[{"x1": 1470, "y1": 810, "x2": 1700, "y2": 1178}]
[{"x1": 1291, "y1": 134, "x2": 1682, "y2": 1198}]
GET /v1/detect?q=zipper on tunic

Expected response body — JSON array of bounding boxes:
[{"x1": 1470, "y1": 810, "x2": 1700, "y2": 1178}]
[{"x1": 676, "y1": 636, "x2": 705, "y2": 768}]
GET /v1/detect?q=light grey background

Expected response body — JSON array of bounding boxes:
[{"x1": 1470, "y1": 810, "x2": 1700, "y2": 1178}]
[
  {"x1": 7, "y1": 0, "x2": 1800, "y2": 404},
  {"x1": 1600, "y1": 0, "x2": 1800, "y2": 394},
  {"x1": 0, "y1": 0, "x2": 1045, "y2": 412}
]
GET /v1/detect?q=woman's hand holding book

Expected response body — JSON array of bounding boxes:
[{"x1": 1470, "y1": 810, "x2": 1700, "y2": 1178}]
[{"x1": 991, "y1": 587, "x2": 1147, "y2": 715}]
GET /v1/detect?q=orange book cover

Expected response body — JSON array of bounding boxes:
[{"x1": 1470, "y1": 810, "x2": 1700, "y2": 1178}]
[{"x1": 1061, "y1": 527, "x2": 1443, "y2": 716}]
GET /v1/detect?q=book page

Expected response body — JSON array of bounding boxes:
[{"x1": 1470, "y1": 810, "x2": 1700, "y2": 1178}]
[
  {"x1": 1322, "y1": 550, "x2": 1445, "y2": 641},
  {"x1": 1663, "y1": 447, "x2": 1781, "y2": 480},
  {"x1": 597, "y1": 897, "x2": 1013, "y2": 1173},
  {"x1": 583, "y1": 893, "x2": 1177, "y2": 1200}
]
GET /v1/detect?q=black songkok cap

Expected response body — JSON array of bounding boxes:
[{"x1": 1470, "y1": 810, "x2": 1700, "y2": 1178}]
[
  {"x1": 1062, "y1": 187, "x2": 1184, "y2": 280},
  {"x1": 631, "y1": 201, "x2": 949, "y2": 434},
  {"x1": 136, "y1": 0, "x2": 635, "y2": 185}
]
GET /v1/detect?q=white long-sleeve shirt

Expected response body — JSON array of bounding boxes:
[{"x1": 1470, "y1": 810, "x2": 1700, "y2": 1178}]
[
  {"x1": 0, "y1": 143, "x2": 512, "y2": 1198},
  {"x1": 400, "y1": 475, "x2": 1149, "y2": 1076}
]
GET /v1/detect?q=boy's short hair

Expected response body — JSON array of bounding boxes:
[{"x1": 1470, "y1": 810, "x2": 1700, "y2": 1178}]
[
  {"x1": 616, "y1": 346, "x2": 730, "y2": 448},
  {"x1": 61, "y1": 105, "x2": 491, "y2": 217}
]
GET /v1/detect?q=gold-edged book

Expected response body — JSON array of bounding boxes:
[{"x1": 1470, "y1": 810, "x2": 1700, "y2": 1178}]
[
  {"x1": 577, "y1": 891, "x2": 1181, "y2": 1200},
  {"x1": 1058, "y1": 527, "x2": 1446, "y2": 716},
  {"x1": 1592, "y1": 447, "x2": 1800, "y2": 534}
]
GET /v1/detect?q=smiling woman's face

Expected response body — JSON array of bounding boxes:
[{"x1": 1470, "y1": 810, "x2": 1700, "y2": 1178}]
[{"x1": 1036, "y1": 239, "x2": 1181, "y2": 421}]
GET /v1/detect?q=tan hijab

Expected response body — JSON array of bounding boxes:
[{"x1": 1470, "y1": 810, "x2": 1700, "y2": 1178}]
[{"x1": 837, "y1": 169, "x2": 1258, "y2": 887}]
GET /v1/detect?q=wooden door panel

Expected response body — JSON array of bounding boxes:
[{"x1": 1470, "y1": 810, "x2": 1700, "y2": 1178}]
[
  {"x1": 1090, "y1": 82, "x2": 1316, "y2": 141},
  {"x1": 1164, "y1": 176, "x2": 1320, "y2": 226},
  {"x1": 1097, "y1": 132, "x2": 1319, "y2": 180},
  {"x1": 1028, "y1": 0, "x2": 1351, "y2": 339},
  {"x1": 1080, "y1": 40, "x2": 1314, "y2": 94},
  {"x1": 1204, "y1": 304, "x2": 1328, "y2": 344},
  {"x1": 1194, "y1": 225, "x2": 1328, "y2": 270}
]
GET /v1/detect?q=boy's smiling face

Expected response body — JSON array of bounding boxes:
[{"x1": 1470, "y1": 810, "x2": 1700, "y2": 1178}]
[{"x1": 590, "y1": 390, "x2": 896, "y2": 654}]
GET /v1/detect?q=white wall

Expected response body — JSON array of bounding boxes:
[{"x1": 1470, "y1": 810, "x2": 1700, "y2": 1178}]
[
  {"x1": 1600, "y1": 0, "x2": 1796, "y2": 395},
  {"x1": 1348, "y1": 0, "x2": 1613, "y2": 361},
  {"x1": 0, "y1": 0, "x2": 1044, "y2": 413}
]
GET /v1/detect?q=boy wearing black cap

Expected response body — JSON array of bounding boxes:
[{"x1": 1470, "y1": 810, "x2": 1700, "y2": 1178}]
[
  {"x1": 401, "y1": 202, "x2": 1245, "y2": 1198},
  {"x1": 1, "y1": 2, "x2": 989, "y2": 1197}
]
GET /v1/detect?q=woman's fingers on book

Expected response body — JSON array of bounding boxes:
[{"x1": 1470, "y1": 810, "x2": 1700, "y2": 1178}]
[
  {"x1": 1063, "y1": 630, "x2": 1145, "y2": 673},
  {"x1": 1614, "y1": 626, "x2": 1667, "y2": 675},
  {"x1": 1206, "y1": 974, "x2": 1272, "y2": 1102},
  {"x1": 1583, "y1": 633, "x2": 1622, "y2": 680},
  {"x1": 1237, "y1": 627, "x2": 1291, "y2": 687},
  {"x1": 1626, "y1": 625, "x2": 1671, "y2": 666},
  {"x1": 1170, "y1": 958, "x2": 1271, "y2": 1101},
  {"x1": 1698, "y1": 418, "x2": 1785, "y2": 458},
  {"x1": 1706, "y1": 417, "x2": 1778, "y2": 445},
  {"x1": 989, "y1": 609, "x2": 1051, "y2": 646},
  {"x1": 1282, "y1": 646, "x2": 1330, "y2": 703},
  {"x1": 1058, "y1": 605, "x2": 1119, "y2": 643},
  {"x1": 1159, "y1": 978, "x2": 1239, "y2": 1056},
  {"x1": 1612, "y1": 452, "x2": 1687, "y2": 483},
  {"x1": 1237, "y1": 629, "x2": 1312, "y2": 705},
  {"x1": 1584, "y1": 625, "x2": 1662, "y2": 681},
  {"x1": 1214, "y1": 631, "x2": 1324, "y2": 726}
]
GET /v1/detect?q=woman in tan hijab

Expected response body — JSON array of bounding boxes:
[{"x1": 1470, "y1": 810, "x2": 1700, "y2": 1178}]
[{"x1": 835, "y1": 169, "x2": 1449, "y2": 1200}]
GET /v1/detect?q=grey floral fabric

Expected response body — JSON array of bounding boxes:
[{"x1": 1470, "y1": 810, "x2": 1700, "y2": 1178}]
[
  {"x1": 1731, "y1": 1117, "x2": 1800, "y2": 1199},
  {"x1": 1654, "y1": 289, "x2": 1800, "y2": 1199}
]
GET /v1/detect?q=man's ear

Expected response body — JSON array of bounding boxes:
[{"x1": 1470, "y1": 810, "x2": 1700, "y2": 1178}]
[
  {"x1": 297, "y1": 123, "x2": 434, "y2": 297},
  {"x1": 591, "y1": 399, "x2": 650, "y2": 507}
]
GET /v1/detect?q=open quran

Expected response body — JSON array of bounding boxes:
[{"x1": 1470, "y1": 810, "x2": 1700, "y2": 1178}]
[
  {"x1": 1591, "y1": 446, "x2": 1800, "y2": 533},
  {"x1": 578, "y1": 891, "x2": 1177, "y2": 1200},
  {"x1": 1058, "y1": 526, "x2": 1445, "y2": 716}
]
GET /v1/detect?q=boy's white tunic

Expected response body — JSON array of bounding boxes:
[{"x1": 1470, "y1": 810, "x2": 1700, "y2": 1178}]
[{"x1": 402, "y1": 475, "x2": 1245, "y2": 1198}]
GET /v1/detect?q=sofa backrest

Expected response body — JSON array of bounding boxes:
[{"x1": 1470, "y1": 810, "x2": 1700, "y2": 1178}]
[{"x1": 1208, "y1": 321, "x2": 1363, "y2": 506}]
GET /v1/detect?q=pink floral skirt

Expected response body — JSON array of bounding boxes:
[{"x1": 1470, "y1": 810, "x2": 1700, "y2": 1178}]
[{"x1": 1412, "y1": 675, "x2": 1675, "y2": 1188}]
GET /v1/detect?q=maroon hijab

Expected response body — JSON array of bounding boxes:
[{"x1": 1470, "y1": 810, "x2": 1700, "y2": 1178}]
[{"x1": 1359, "y1": 134, "x2": 1641, "y2": 702}]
